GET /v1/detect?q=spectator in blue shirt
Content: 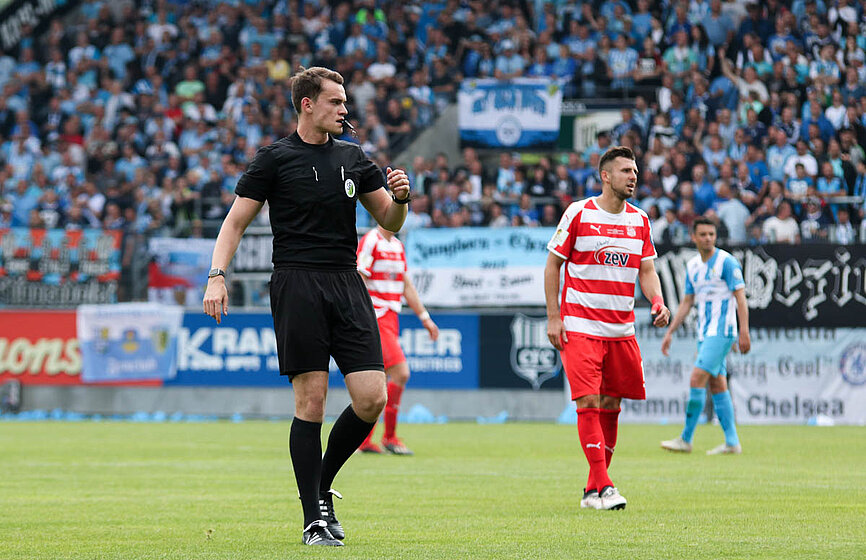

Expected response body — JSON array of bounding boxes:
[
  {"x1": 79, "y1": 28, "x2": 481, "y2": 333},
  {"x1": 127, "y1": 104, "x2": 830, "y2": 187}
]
[
  {"x1": 702, "y1": 134, "x2": 727, "y2": 178},
  {"x1": 736, "y1": 3, "x2": 772, "y2": 49},
  {"x1": 745, "y1": 144, "x2": 770, "y2": 188},
  {"x1": 102, "y1": 29, "x2": 135, "y2": 81},
  {"x1": 701, "y1": 0, "x2": 735, "y2": 47},
  {"x1": 607, "y1": 35, "x2": 638, "y2": 92},
  {"x1": 526, "y1": 47, "x2": 552, "y2": 78},
  {"x1": 785, "y1": 163, "x2": 814, "y2": 200},
  {"x1": 631, "y1": 0, "x2": 654, "y2": 40},
  {"x1": 583, "y1": 131, "x2": 612, "y2": 164},
  {"x1": 816, "y1": 160, "x2": 847, "y2": 218},
  {"x1": 840, "y1": 67, "x2": 866, "y2": 105},
  {"x1": 667, "y1": 2, "x2": 692, "y2": 36},
  {"x1": 494, "y1": 40, "x2": 525, "y2": 79},
  {"x1": 743, "y1": 109, "x2": 768, "y2": 146},
  {"x1": 7, "y1": 178, "x2": 42, "y2": 226},
  {"x1": 766, "y1": 128, "x2": 797, "y2": 182},
  {"x1": 692, "y1": 164, "x2": 717, "y2": 215},
  {"x1": 801, "y1": 102, "x2": 836, "y2": 144},
  {"x1": 600, "y1": 0, "x2": 631, "y2": 21}
]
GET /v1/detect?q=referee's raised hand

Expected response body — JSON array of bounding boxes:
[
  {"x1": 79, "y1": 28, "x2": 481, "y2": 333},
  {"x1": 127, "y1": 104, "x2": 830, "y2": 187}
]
[
  {"x1": 387, "y1": 166, "x2": 410, "y2": 201},
  {"x1": 203, "y1": 276, "x2": 228, "y2": 324}
]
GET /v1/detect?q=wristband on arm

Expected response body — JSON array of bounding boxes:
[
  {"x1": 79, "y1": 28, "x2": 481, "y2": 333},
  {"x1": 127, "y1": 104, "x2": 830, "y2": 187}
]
[{"x1": 418, "y1": 311, "x2": 430, "y2": 321}]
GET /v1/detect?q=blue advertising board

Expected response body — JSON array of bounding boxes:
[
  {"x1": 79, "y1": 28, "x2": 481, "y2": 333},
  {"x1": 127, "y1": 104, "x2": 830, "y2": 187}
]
[
  {"x1": 167, "y1": 312, "x2": 284, "y2": 387},
  {"x1": 328, "y1": 314, "x2": 479, "y2": 389},
  {"x1": 169, "y1": 312, "x2": 479, "y2": 388}
]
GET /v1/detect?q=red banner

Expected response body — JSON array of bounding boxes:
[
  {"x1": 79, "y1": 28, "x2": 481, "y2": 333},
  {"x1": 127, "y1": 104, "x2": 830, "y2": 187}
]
[{"x1": 0, "y1": 310, "x2": 82, "y2": 384}]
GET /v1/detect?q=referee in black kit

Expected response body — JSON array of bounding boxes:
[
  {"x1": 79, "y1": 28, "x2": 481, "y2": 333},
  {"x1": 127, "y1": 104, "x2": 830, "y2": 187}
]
[{"x1": 202, "y1": 67, "x2": 410, "y2": 547}]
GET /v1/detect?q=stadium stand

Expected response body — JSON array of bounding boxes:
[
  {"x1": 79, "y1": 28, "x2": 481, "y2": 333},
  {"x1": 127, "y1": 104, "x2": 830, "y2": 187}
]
[{"x1": 0, "y1": 0, "x2": 865, "y2": 250}]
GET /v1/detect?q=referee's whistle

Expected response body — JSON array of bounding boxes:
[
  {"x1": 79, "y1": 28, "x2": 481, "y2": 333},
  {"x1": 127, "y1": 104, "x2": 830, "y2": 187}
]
[{"x1": 341, "y1": 119, "x2": 357, "y2": 137}]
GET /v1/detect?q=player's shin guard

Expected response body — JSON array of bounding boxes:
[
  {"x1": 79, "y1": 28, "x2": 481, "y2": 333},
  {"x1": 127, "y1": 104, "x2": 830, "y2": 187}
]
[
  {"x1": 383, "y1": 382, "x2": 403, "y2": 440},
  {"x1": 577, "y1": 408, "x2": 613, "y2": 492},
  {"x1": 682, "y1": 387, "x2": 706, "y2": 444},
  {"x1": 290, "y1": 417, "x2": 323, "y2": 527},
  {"x1": 711, "y1": 390, "x2": 739, "y2": 447},
  {"x1": 320, "y1": 405, "x2": 376, "y2": 493},
  {"x1": 599, "y1": 408, "x2": 620, "y2": 467}
]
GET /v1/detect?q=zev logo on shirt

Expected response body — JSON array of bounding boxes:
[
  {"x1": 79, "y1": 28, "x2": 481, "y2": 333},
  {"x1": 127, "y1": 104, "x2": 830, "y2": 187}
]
[{"x1": 595, "y1": 245, "x2": 630, "y2": 267}]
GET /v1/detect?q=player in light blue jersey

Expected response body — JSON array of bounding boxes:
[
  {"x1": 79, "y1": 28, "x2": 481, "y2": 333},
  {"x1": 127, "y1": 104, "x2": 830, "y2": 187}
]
[{"x1": 660, "y1": 216, "x2": 751, "y2": 455}]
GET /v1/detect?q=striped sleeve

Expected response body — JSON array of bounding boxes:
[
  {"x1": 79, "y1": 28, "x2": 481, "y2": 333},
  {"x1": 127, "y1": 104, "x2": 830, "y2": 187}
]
[
  {"x1": 722, "y1": 255, "x2": 745, "y2": 291},
  {"x1": 356, "y1": 230, "x2": 378, "y2": 277},
  {"x1": 547, "y1": 202, "x2": 581, "y2": 259},
  {"x1": 684, "y1": 267, "x2": 695, "y2": 295},
  {"x1": 640, "y1": 211, "x2": 657, "y2": 261}
]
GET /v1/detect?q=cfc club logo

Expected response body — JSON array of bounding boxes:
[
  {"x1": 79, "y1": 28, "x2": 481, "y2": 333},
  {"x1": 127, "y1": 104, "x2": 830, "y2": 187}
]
[
  {"x1": 510, "y1": 314, "x2": 561, "y2": 390},
  {"x1": 495, "y1": 115, "x2": 522, "y2": 147},
  {"x1": 594, "y1": 245, "x2": 630, "y2": 267},
  {"x1": 344, "y1": 178, "x2": 356, "y2": 197},
  {"x1": 410, "y1": 270, "x2": 434, "y2": 295},
  {"x1": 840, "y1": 343, "x2": 866, "y2": 386}
]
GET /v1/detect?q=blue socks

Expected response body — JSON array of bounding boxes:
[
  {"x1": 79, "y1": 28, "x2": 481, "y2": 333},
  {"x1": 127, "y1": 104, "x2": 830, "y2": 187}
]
[
  {"x1": 681, "y1": 387, "x2": 706, "y2": 444},
  {"x1": 712, "y1": 391, "x2": 740, "y2": 447}
]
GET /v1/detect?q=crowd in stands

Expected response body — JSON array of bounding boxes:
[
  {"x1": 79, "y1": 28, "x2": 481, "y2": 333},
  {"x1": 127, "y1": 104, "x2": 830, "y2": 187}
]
[{"x1": 0, "y1": 0, "x2": 865, "y2": 245}]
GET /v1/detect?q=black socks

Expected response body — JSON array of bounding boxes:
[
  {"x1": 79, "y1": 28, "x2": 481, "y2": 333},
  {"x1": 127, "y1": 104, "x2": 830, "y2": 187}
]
[
  {"x1": 290, "y1": 417, "x2": 323, "y2": 527},
  {"x1": 319, "y1": 405, "x2": 376, "y2": 493}
]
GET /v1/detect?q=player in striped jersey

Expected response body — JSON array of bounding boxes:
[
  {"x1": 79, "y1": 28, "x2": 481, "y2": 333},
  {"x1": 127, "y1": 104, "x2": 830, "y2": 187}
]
[
  {"x1": 356, "y1": 226, "x2": 439, "y2": 455},
  {"x1": 545, "y1": 146, "x2": 671, "y2": 510},
  {"x1": 660, "y1": 216, "x2": 751, "y2": 455}
]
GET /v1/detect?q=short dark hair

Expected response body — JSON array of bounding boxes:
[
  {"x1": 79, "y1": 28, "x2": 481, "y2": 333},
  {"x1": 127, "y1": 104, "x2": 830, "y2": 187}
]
[
  {"x1": 291, "y1": 67, "x2": 344, "y2": 114},
  {"x1": 598, "y1": 146, "x2": 635, "y2": 174},
  {"x1": 692, "y1": 216, "x2": 716, "y2": 232}
]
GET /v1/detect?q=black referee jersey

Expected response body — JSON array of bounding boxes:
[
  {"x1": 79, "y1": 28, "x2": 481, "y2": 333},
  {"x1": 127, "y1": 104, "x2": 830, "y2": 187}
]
[{"x1": 235, "y1": 132, "x2": 386, "y2": 270}]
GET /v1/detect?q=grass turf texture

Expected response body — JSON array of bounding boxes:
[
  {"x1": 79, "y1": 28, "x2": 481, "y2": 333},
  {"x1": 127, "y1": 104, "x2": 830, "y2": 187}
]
[{"x1": 1, "y1": 422, "x2": 863, "y2": 559}]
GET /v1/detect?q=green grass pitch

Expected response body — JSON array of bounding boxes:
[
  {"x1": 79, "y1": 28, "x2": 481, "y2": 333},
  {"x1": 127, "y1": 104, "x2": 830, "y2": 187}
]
[{"x1": 1, "y1": 421, "x2": 864, "y2": 559}]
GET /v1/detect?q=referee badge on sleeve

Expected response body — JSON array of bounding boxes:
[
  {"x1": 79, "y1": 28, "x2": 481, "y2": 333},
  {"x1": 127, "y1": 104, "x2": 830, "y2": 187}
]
[{"x1": 344, "y1": 179, "x2": 356, "y2": 197}]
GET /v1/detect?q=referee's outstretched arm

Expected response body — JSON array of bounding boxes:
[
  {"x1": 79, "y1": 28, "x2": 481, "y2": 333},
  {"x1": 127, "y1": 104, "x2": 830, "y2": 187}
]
[
  {"x1": 202, "y1": 196, "x2": 264, "y2": 323},
  {"x1": 360, "y1": 166, "x2": 411, "y2": 232}
]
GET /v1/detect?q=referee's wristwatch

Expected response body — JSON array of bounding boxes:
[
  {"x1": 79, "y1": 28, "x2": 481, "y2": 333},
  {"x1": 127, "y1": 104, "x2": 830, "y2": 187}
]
[
  {"x1": 392, "y1": 192, "x2": 411, "y2": 204},
  {"x1": 208, "y1": 268, "x2": 226, "y2": 279}
]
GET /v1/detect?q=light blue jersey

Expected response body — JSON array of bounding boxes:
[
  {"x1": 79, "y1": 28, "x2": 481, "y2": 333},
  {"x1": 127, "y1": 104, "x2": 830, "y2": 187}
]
[{"x1": 684, "y1": 249, "x2": 744, "y2": 341}]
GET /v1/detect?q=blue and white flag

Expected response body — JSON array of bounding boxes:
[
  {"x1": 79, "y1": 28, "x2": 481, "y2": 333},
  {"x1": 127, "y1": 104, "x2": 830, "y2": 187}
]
[
  {"x1": 77, "y1": 303, "x2": 184, "y2": 383},
  {"x1": 458, "y1": 78, "x2": 563, "y2": 148}
]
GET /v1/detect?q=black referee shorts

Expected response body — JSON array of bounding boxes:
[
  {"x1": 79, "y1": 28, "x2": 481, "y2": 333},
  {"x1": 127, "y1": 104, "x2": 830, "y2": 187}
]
[{"x1": 270, "y1": 268, "x2": 384, "y2": 379}]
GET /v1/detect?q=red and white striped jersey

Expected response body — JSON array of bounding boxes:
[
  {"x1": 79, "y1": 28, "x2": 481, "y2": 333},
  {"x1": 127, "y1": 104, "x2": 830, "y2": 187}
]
[
  {"x1": 357, "y1": 229, "x2": 407, "y2": 318},
  {"x1": 547, "y1": 197, "x2": 657, "y2": 339}
]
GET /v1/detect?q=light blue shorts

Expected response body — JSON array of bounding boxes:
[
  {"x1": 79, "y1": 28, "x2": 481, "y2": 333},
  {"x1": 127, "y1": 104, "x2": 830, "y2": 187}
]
[{"x1": 695, "y1": 336, "x2": 736, "y2": 376}]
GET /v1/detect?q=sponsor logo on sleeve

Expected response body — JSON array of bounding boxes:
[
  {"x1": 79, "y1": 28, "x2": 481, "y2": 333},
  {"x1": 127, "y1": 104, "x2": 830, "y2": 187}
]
[{"x1": 551, "y1": 228, "x2": 568, "y2": 247}]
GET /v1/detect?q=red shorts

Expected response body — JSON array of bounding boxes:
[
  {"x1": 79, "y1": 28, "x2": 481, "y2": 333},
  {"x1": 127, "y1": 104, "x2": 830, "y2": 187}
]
[
  {"x1": 377, "y1": 311, "x2": 406, "y2": 370},
  {"x1": 560, "y1": 334, "x2": 646, "y2": 401}
]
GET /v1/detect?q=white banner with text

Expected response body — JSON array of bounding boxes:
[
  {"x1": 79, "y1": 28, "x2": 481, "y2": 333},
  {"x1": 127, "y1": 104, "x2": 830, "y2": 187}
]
[
  {"x1": 618, "y1": 324, "x2": 866, "y2": 425},
  {"x1": 405, "y1": 227, "x2": 553, "y2": 307}
]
